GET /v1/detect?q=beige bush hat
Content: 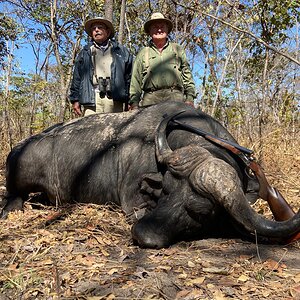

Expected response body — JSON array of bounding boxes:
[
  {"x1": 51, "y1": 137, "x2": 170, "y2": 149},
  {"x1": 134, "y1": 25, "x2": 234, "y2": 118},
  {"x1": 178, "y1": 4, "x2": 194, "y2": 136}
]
[
  {"x1": 144, "y1": 12, "x2": 173, "y2": 34},
  {"x1": 84, "y1": 17, "x2": 115, "y2": 38}
]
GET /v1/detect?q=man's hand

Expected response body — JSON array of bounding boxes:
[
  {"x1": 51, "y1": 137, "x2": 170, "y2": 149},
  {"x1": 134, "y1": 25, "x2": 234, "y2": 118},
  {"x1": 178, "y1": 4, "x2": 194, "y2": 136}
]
[
  {"x1": 185, "y1": 95, "x2": 195, "y2": 108},
  {"x1": 72, "y1": 101, "x2": 82, "y2": 116},
  {"x1": 128, "y1": 103, "x2": 139, "y2": 110},
  {"x1": 185, "y1": 101, "x2": 195, "y2": 108}
]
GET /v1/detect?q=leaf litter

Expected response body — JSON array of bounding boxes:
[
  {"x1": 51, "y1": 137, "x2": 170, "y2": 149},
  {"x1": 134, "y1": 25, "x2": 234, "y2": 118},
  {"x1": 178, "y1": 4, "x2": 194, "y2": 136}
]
[{"x1": 0, "y1": 201, "x2": 299, "y2": 300}]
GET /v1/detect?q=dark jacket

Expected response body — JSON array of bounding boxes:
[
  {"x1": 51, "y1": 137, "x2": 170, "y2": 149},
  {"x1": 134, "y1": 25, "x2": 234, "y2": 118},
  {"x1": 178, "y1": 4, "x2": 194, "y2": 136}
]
[{"x1": 69, "y1": 39, "x2": 133, "y2": 105}]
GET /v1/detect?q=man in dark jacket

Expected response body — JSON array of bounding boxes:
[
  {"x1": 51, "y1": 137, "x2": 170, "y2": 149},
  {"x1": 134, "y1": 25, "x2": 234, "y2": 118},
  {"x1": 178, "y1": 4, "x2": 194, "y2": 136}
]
[{"x1": 69, "y1": 17, "x2": 133, "y2": 116}]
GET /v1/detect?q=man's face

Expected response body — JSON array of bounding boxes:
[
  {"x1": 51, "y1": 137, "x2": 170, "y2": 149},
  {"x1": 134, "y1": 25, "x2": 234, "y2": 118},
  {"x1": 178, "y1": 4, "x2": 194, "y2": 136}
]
[
  {"x1": 91, "y1": 22, "x2": 111, "y2": 43},
  {"x1": 149, "y1": 21, "x2": 168, "y2": 40}
]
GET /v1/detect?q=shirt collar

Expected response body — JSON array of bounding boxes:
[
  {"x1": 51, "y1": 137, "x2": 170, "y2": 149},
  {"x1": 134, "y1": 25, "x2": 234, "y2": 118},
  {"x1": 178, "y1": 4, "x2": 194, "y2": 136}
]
[
  {"x1": 149, "y1": 38, "x2": 169, "y2": 51},
  {"x1": 93, "y1": 40, "x2": 111, "y2": 53}
]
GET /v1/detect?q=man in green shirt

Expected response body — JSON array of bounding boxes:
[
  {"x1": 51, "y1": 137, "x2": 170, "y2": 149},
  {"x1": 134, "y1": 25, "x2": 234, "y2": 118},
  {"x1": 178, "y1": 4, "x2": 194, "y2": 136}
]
[{"x1": 129, "y1": 12, "x2": 196, "y2": 109}]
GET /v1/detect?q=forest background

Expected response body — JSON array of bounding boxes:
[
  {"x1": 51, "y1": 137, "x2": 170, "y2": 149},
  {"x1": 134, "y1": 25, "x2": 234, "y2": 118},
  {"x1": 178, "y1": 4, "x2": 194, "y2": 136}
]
[{"x1": 0, "y1": 0, "x2": 299, "y2": 163}]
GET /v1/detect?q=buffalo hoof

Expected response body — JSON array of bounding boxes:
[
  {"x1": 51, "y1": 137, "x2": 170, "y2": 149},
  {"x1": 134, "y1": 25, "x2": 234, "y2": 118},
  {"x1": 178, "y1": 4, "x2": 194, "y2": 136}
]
[{"x1": 0, "y1": 196, "x2": 24, "y2": 219}]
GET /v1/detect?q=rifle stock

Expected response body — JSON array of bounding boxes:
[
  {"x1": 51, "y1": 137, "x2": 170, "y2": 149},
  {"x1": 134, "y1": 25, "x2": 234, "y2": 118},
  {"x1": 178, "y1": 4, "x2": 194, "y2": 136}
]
[
  {"x1": 249, "y1": 161, "x2": 300, "y2": 243},
  {"x1": 249, "y1": 161, "x2": 295, "y2": 221}
]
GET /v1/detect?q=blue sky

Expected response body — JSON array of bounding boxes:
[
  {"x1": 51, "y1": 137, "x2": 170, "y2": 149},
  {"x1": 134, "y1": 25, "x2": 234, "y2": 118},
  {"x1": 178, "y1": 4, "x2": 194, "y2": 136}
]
[
  {"x1": 1, "y1": 3, "x2": 32, "y2": 74},
  {"x1": 1, "y1": 2, "x2": 50, "y2": 75},
  {"x1": 14, "y1": 46, "x2": 36, "y2": 73}
]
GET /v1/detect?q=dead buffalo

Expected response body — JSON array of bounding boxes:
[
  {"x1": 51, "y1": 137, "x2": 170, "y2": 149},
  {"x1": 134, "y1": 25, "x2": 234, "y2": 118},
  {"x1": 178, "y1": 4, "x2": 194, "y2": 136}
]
[{"x1": 1, "y1": 102, "x2": 299, "y2": 248}]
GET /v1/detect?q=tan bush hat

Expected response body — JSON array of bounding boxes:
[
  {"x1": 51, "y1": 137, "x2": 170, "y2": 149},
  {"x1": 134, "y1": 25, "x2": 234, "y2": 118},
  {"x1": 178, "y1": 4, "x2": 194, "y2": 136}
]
[
  {"x1": 84, "y1": 17, "x2": 115, "y2": 38},
  {"x1": 144, "y1": 12, "x2": 173, "y2": 34}
]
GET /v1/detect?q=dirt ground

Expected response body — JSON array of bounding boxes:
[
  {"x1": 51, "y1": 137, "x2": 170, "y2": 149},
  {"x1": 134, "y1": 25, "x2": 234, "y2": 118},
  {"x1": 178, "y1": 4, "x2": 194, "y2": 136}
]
[
  {"x1": 0, "y1": 202, "x2": 299, "y2": 300},
  {"x1": 0, "y1": 129, "x2": 300, "y2": 300},
  {"x1": 0, "y1": 168, "x2": 300, "y2": 300}
]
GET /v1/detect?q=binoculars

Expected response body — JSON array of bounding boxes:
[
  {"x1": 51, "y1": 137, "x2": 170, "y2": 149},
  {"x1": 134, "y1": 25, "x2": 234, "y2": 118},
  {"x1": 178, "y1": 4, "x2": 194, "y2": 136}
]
[{"x1": 98, "y1": 77, "x2": 112, "y2": 99}]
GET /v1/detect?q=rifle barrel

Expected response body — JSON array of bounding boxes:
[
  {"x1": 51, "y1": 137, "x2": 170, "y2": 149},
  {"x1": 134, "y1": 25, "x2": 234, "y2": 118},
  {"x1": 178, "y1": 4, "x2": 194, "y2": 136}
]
[{"x1": 171, "y1": 119, "x2": 253, "y2": 155}]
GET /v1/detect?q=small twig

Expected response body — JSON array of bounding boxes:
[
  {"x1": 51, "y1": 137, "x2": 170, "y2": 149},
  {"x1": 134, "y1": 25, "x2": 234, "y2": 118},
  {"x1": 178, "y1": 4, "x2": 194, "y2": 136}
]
[
  {"x1": 7, "y1": 243, "x2": 22, "y2": 267},
  {"x1": 266, "y1": 248, "x2": 288, "y2": 276},
  {"x1": 254, "y1": 230, "x2": 262, "y2": 263},
  {"x1": 53, "y1": 260, "x2": 60, "y2": 298}
]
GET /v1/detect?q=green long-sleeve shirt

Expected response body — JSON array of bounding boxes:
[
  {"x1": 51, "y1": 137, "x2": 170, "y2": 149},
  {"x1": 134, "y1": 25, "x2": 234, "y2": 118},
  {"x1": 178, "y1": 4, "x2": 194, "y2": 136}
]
[{"x1": 129, "y1": 41, "x2": 196, "y2": 105}]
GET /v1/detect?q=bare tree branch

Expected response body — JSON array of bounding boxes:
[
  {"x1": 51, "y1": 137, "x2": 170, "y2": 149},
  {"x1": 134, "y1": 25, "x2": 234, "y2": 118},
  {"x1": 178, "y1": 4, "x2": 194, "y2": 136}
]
[{"x1": 172, "y1": 1, "x2": 300, "y2": 66}]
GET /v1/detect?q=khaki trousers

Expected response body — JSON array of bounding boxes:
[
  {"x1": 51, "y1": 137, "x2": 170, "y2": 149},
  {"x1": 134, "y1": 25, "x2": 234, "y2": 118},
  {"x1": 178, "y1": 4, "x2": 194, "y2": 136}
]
[
  {"x1": 84, "y1": 92, "x2": 123, "y2": 116},
  {"x1": 140, "y1": 89, "x2": 184, "y2": 107}
]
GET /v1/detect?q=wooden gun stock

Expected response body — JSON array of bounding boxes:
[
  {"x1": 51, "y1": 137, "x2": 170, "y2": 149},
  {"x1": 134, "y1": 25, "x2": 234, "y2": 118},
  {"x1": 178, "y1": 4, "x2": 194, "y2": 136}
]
[
  {"x1": 249, "y1": 161, "x2": 295, "y2": 221},
  {"x1": 249, "y1": 161, "x2": 300, "y2": 243}
]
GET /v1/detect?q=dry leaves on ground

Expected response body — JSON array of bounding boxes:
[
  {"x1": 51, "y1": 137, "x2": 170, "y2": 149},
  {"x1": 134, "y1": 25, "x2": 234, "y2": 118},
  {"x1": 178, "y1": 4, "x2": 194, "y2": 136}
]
[{"x1": 0, "y1": 203, "x2": 299, "y2": 300}]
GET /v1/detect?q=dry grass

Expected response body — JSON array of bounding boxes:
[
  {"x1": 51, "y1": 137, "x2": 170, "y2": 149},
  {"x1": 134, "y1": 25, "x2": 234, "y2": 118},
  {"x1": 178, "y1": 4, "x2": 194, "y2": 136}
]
[
  {"x1": 0, "y1": 126, "x2": 299, "y2": 299},
  {"x1": 243, "y1": 127, "x2": 299, "y2": 211}
]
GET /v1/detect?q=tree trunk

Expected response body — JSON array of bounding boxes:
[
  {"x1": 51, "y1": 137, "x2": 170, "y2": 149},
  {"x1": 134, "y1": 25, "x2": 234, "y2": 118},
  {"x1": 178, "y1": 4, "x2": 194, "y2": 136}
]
[
  {"x1": 105, "y1": 0, "x2": 114, "y2": 22},
  {"x1": 3, "y1": 40, "x2": 14, "y2": 150},
  {"x1": 118, "y1": 0, "x2": 126, "y2": 43},
  {"x1": 211, "y1": 35, "x2": 243, "y2": 117},
  {"x1": 257, "y1": 48, "x2": 269, "y2": 160}
]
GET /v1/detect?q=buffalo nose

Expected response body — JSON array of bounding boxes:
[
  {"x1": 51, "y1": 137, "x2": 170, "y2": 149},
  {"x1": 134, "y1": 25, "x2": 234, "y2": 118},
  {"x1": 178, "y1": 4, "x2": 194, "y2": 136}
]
[{"x1": 131, "y1": 221, "x2": 169, "y2": 249}]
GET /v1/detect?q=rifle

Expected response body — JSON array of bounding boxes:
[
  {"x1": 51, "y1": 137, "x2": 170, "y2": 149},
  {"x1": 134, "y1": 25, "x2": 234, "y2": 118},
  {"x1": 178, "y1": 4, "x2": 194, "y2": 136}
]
[{"x1": 171, "y1": 118, "x2": 298, "y2": 232}]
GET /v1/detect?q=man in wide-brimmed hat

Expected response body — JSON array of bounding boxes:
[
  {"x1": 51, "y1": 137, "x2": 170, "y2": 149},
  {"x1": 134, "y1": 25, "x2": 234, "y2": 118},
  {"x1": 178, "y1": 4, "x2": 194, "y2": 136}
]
[
  {"x1": 70, "y1": 17, "x2": 133, "y2": 116},
  {"x1": 129, "y1": 12, "x2": 195, "y2": 109}
]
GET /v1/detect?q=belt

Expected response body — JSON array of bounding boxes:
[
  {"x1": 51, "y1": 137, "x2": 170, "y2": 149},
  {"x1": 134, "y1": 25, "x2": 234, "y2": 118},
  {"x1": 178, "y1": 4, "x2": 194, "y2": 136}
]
[{"x1": 144, "y1": 86, "x2": 183, "y2": 93}]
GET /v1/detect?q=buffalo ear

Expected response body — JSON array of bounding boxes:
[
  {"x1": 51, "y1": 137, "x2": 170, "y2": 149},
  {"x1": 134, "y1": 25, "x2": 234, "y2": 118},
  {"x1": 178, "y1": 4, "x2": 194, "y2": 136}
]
[
  {"x1": 185, "y1": 195, "x2": 215, "y2": 217},
  {"x1": 140, "y1": 173, "x2": 163, "y2": 198},
  {"x1": 245, "y1": 177, "x2": 260, "y2": 204}
]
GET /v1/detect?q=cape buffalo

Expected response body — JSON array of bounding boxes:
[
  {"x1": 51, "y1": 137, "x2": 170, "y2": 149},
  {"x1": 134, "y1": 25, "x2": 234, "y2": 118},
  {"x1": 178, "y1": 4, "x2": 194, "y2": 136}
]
[{"x1": 1, "y1": 102, "x2": 299, "y2": 248}]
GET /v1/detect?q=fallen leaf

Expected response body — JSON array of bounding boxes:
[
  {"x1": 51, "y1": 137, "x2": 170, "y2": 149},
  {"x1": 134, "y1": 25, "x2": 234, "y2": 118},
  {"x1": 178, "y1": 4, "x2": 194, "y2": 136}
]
[
  {"x1": 203, "y1": 267, "x2": 230, "y2": 275},
  {"x1": 276, "y1": 271, "x2": 294, "y2": 279},
  {"x1": 87, "y1": 296, "x2": 112, "y2": 300},
  {"x1": 178, "y1": 272, "x2": 188, "y2": 279},
  {"x1": 93, "y1": 235, "x2": 105, "y2": 245},
  {"x1": 108, "y1": 268, "x2": 118, "y2": 275},
  {"x1": 121, "y1": 281, "x2": 135, "y2": 289},
  {"x1": 7, "y1": 263, "x2": 19, "y2": 270},
  {"x1": 213, "y1": 288, "x2": 226, "y2": 300},
  {"x1": 263, "y1": 258, "x2": 286, "y2": 272},
  {"x1": 238, "y1": 255, "x2": 254, "y2": 261},
  {"x1": 187, "y1": 276, "x2": 206, "y2": 286},
  {"x1": 292, "y1": 273, "x2": 300, "y2": 283},
  {"x1": 188, "y1": 261, "x2": 196, "y2": 268},
  {"x1": 240, "y1": 285, "x2": 251, "y2": 293},
  {"x1": 175, "y1": 290, "x2": 190, "y2": 298},
  {"x1": 42, "y1": 259, "x2": 53, "y2": 265},
  {"x1": 237, "y1": 274, "x2": 249, "y2": 282},
  {"x1": 201, "y1": 261, "x2": 211, "y2": 268},
  {"x1": 176, "y1": 289, "x2": 204, "y2": 299},
  {"x1": 262, "y1": 290, "x2": 270, "y2": 297},
  {"x1": 290, "y1": 285, "x2": 300, "y2": 298},
  {"x1": 103, "y1": 238, "x2": 112, "y2": 245},
  {"x1": 118, "y1": 254, "x2": 129, "y2": 262},
  {"x1": 101, "y1": 249, "x2": 110, "y2": 257},
  {"x1": 163, "y1": 248, "x2": 178, "y2": 256},
  {"x1": 217, "y1": 277, "x2": 241, "y2": 287},
  {"x1": 157, "y1": 265, "x2": 172, "y2": 271}
]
